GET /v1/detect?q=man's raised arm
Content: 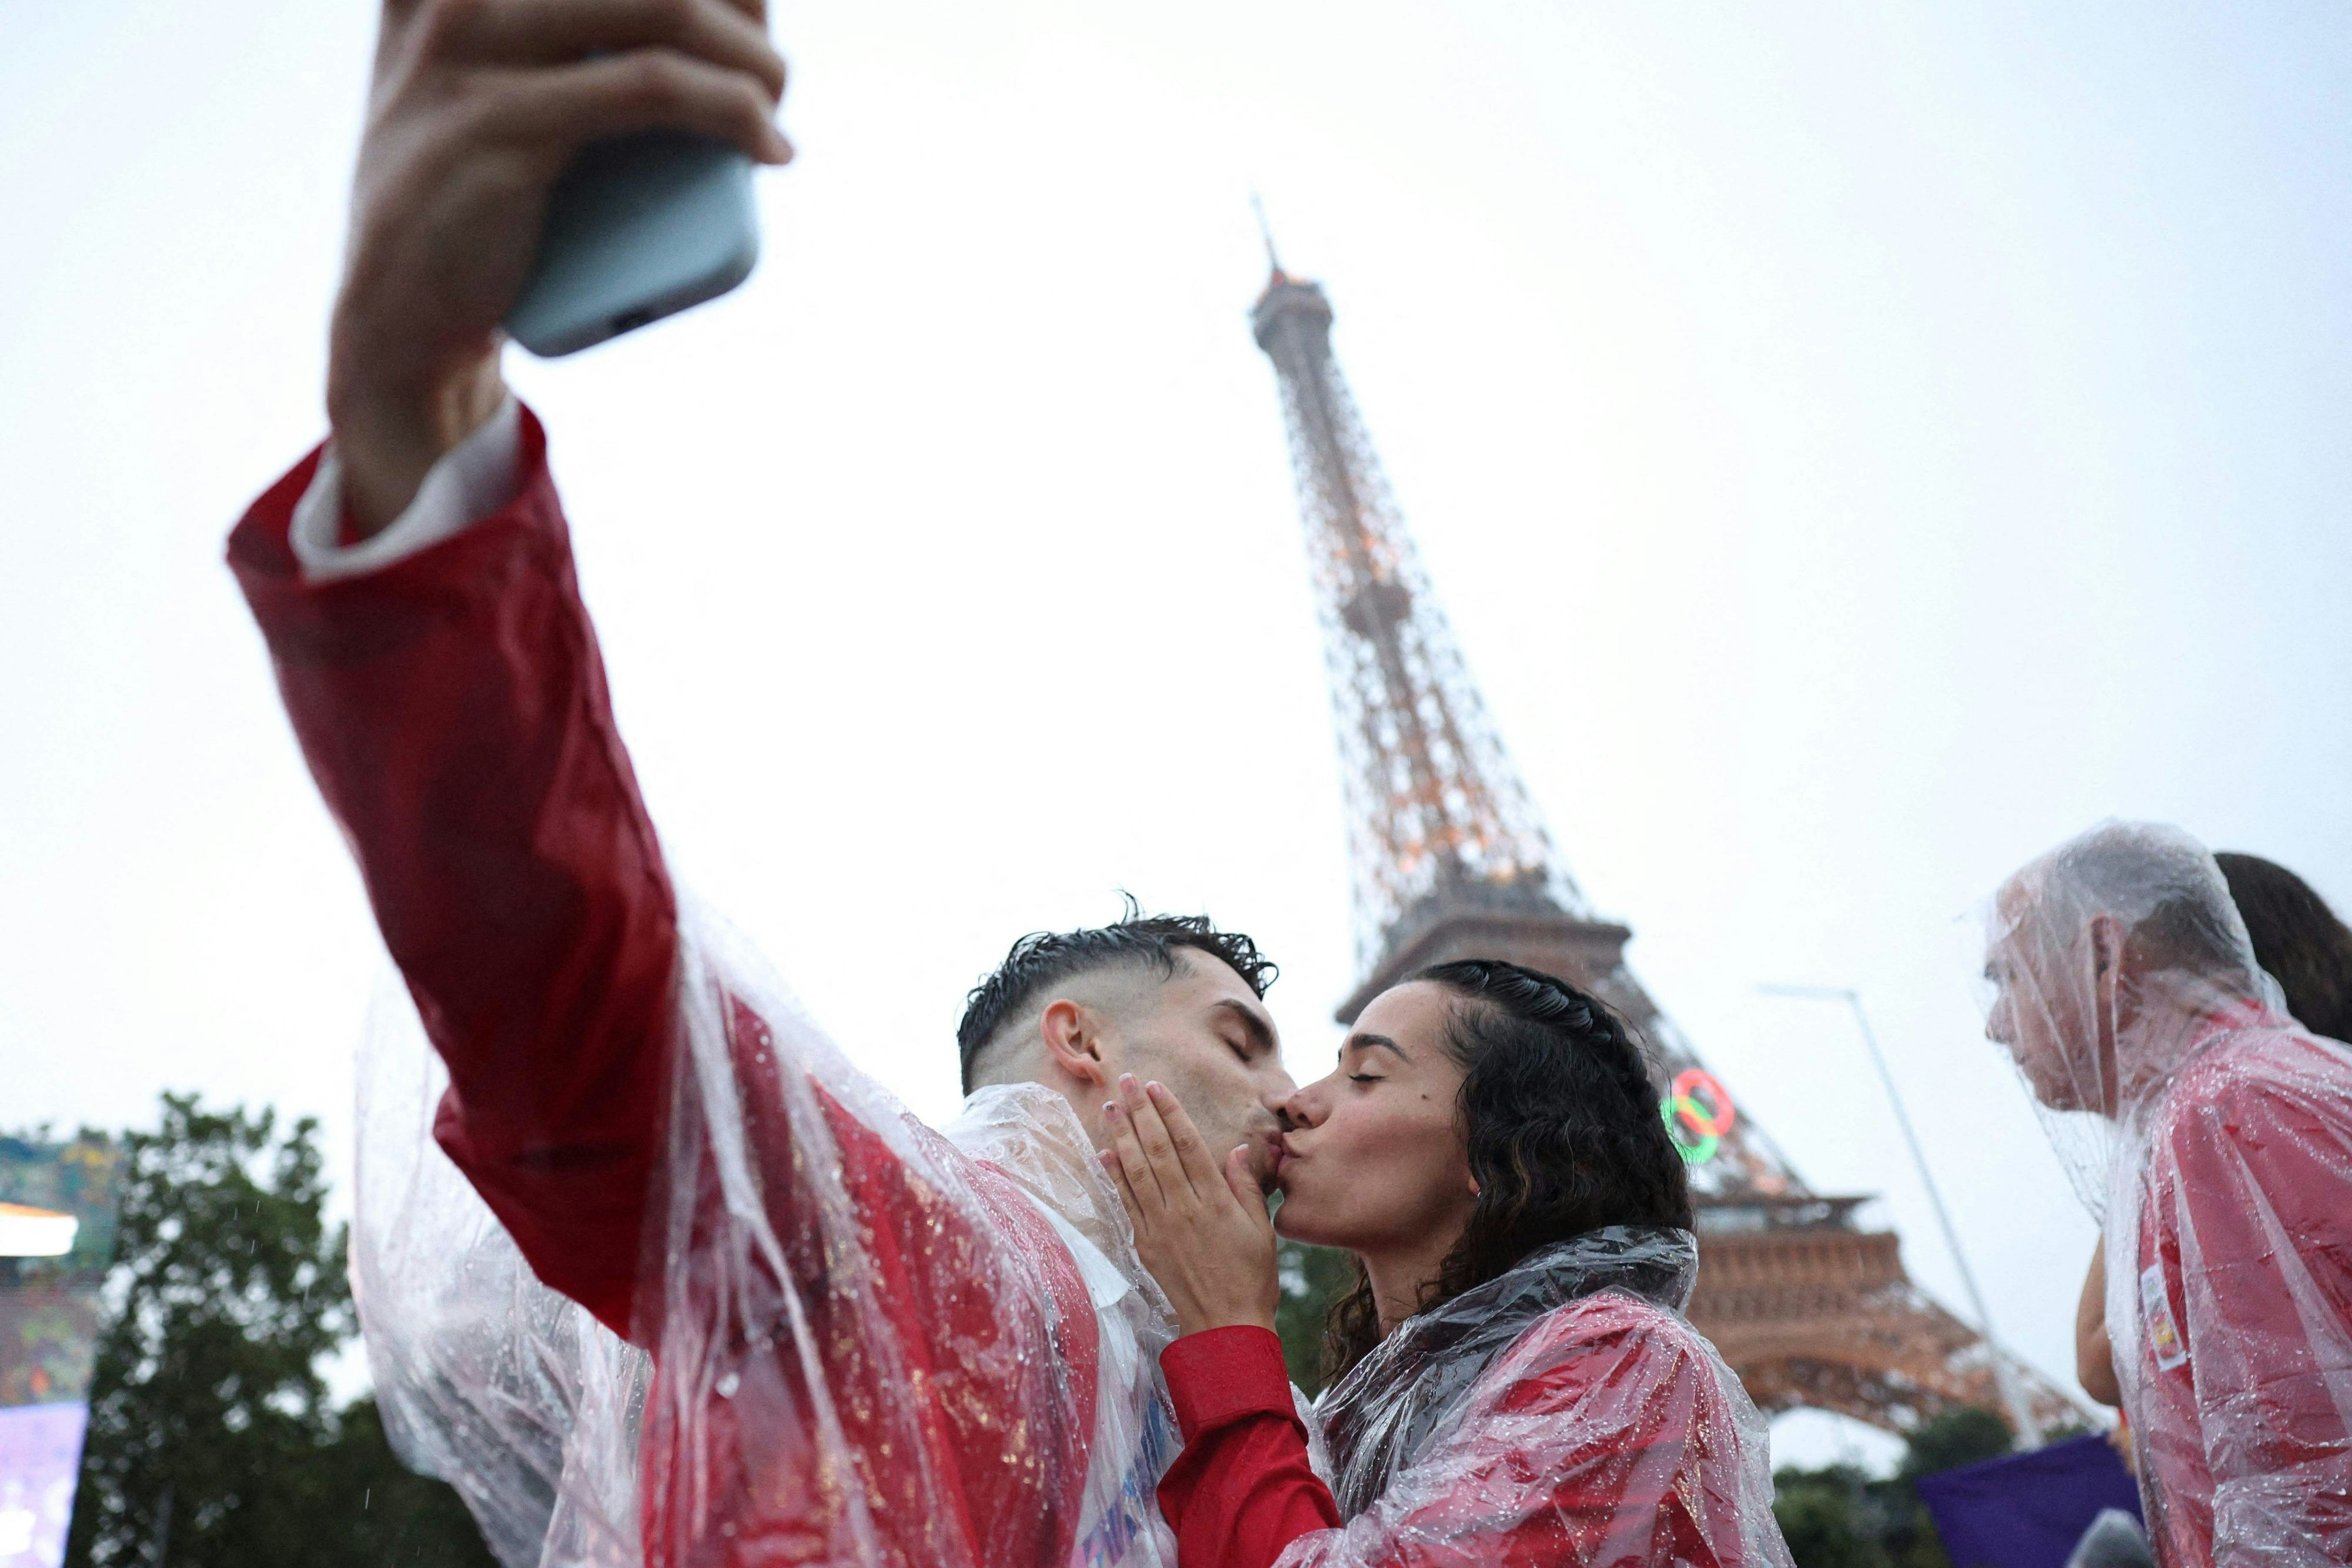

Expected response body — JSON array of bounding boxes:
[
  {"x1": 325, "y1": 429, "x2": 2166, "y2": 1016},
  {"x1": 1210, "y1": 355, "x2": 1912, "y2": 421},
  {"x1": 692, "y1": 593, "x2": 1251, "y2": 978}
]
[
  {"x1": 235, "y1": 19, "x2": 1118, "y2": 1560},
  {"x1": 231, "y1": 0, "x2": 789, "y2": 1335},
  {"x1": 233, "y1": 407, "x2": 669, "y2": 1333}
]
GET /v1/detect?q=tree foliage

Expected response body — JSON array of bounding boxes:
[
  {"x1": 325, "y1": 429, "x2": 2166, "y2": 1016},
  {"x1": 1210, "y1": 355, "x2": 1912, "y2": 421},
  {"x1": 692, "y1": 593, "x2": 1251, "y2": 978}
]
[
  {"x1": 58, "y1": 1094, "x2": 494, "y2": 1568},
  {"x1": 1276, "y1": 1237, "x2": 1359, "y2": 1397},
  {"x1": 1772, "y1": 1407, "x2": 2017, "y2": 1568}
]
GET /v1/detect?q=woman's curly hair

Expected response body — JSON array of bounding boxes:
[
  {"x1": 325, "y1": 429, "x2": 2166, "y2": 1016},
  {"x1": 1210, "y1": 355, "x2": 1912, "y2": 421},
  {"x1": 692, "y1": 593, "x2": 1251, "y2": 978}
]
[{"x1": 1321, "y1": 958, "x2": 1694, "y2": 1385}]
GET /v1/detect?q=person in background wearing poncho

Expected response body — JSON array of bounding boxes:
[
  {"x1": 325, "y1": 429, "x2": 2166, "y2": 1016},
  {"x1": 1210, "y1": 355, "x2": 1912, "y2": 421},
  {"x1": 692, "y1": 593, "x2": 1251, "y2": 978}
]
[
  {"x1": 1984, "y1": 822, "x2": 2352, "y2": 1568},
  {"x1": 2076, "y1": 850, "x2": 2352, "y2": 1411},
  {"x1": 1099, "y1": 958, "x2": 1793, "y2": 1568}
]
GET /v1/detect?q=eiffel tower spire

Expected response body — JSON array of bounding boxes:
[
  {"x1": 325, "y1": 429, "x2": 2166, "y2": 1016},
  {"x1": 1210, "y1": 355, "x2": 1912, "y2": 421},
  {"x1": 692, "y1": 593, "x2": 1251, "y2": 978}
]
[
  {"x1": 1251, "y1": 261, "x2": 2081, "y2": 1437},
  {"x1": 1251, "y1": 270, "x2": 1587, "y2": 978},
  {"x1": 1251, "y1": 267, "x2": 1793, "y2": 1202}
]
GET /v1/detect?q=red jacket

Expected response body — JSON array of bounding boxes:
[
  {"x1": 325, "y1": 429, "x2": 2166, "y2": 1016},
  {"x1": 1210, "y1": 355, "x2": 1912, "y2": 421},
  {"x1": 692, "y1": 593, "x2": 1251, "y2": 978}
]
[
  {"x1": 2124, "y1": 1023, "x2": 2352, "y2": 1568},
  {"x1": 1157, "y1": 1295, "x2": 1787, "y2": 1568},
  {"x1": 229, "y1": 416, "x2": 1100, "y2": 1567}
]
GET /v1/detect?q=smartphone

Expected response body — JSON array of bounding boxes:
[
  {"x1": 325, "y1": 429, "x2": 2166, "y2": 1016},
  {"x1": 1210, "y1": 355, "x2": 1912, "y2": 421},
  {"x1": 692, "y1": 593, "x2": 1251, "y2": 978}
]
[{"x1": 505, "y1": 132, "x2": 760, "y2": 358}]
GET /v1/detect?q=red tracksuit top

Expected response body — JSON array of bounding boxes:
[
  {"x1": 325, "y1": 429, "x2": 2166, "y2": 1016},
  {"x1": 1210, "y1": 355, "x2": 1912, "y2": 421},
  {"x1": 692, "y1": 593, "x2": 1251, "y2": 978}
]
[
  {"x1": 229, "y1": 415, "x2": 1101, "y2": 1567},
  {"x1": 1156, "y1": 1300, "x2": 1779, "y2": 1568},
  {"x1": 2122, "y1": 1023, "x2": 2352, "y2": 1567}
]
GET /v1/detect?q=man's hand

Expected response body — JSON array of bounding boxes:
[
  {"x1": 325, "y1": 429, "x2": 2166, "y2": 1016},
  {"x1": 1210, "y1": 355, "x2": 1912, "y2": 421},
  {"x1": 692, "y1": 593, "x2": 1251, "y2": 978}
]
[
  {"x1": 1100, "y1": 1074, "x2": 1280, "y2": 1339},
  {"x1": 329, "y1": 0, "x2": 792, "y2": 534}
]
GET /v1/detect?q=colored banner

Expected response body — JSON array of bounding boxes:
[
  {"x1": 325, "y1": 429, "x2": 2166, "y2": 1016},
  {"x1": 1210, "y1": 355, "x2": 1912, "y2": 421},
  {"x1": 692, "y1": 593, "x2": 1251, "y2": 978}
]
[
  {"x1": 0, "y1": 1137, "x2": 121, "y2": 1567},
  {"x1": 0, "y1": 1403, "x2": 86, "y2": 1568}
]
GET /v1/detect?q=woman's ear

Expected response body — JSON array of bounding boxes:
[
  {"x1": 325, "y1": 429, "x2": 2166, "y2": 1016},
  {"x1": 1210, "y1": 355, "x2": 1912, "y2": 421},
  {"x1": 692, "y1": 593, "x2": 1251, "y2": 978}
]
[{"x1": 1040, "y1": 998, "x2": 1108, "y2": 1089}]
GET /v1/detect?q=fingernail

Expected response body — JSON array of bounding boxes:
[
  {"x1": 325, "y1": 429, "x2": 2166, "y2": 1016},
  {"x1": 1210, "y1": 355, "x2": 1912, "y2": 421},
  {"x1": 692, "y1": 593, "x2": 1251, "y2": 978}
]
[
  {"x1": 1118, "y1": 1073, "x2": 1139, "y2": 1095},
  {"x1": 1103, "y1": 1101, "x2": 1120, "y2": 1120},
  {"x1": 1145, "y1": 1081, "x2": 1170, "y2": 1105}
]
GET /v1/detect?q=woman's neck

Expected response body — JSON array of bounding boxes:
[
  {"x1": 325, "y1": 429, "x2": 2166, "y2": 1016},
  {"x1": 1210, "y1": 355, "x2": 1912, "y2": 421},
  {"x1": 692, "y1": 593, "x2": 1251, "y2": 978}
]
[{"x1": 1362, "y1": 1230, "x2": 1464, "y2": 1336}]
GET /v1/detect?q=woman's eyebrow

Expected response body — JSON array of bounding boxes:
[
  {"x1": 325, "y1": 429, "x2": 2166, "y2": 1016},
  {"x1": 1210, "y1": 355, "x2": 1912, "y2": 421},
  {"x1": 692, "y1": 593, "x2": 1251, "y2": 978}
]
[{"x1": 1337, "y1": 1031, "x2": 1408, "y2": 1062}]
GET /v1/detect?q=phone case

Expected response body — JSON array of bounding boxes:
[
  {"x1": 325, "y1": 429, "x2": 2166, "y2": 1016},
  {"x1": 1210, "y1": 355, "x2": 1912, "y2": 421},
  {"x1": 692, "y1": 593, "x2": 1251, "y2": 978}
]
[{"x1": 506, "y1": 132, "x2": 760, "y2": 358}]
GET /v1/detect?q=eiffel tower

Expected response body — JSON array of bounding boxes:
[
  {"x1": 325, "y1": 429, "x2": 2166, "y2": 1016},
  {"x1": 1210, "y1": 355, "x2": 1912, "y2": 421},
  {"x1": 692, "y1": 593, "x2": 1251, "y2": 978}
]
[{"x1": 1250, "y1": 252, "x2": 2079, "y2": 1438}]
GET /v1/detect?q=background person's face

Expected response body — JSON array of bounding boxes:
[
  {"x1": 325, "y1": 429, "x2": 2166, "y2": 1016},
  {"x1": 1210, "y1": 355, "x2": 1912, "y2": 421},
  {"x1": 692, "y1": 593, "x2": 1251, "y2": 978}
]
[
  {"x1": 1984, "y1": 894, "x2": 2102, "y2": 1113},
  {"x1": 1104, "y1": 950, "x2": 1294, "y2": 1184},
  {"x1": 1272, "y1": 981, "x2": 1477, "y2": 1255}
]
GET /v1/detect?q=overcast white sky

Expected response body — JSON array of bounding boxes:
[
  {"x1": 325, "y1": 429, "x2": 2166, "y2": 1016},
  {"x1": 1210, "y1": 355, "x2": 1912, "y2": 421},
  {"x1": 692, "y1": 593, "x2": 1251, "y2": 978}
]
[{"x1": 7, "y1": 0, "x2": 2352, "y2": 1469}]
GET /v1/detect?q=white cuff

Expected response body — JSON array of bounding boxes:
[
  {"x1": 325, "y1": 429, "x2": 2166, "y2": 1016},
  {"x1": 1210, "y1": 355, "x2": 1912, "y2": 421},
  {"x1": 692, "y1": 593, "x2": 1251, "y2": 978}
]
[{"x1": 289, "y1": 398, "x2": 524, "y2": 583}]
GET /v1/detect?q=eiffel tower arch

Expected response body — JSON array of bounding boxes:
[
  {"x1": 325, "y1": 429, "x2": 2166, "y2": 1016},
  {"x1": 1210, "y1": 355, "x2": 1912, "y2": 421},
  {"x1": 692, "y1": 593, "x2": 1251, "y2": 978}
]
[{"x1": 1248, "y1": 255, "x2": 2079, "y2": 1439}]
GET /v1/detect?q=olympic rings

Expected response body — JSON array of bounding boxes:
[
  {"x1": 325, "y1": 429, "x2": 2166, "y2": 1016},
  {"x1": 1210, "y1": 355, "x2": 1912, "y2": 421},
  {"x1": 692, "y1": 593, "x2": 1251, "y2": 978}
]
[{"x1": 1660, "y1": 1068, "x2": 1736, "y2": 1165}]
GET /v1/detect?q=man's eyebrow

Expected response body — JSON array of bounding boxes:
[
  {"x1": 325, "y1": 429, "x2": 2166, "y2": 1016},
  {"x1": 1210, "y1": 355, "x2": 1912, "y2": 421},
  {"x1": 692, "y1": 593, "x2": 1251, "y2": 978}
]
[
  {"x1": 1212, "y1": 998, "x2": 1277, "y2": 1054},
  {"x1": 1338, "y1": 1032, "x2": 1408, "y2": 1062}
]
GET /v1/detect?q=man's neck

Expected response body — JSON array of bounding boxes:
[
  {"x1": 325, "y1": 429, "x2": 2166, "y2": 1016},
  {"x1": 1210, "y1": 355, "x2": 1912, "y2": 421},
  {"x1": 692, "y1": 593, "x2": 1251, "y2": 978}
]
[{"x1": 970, "y1": 1062, "x2": 1111, "y2": 1153}]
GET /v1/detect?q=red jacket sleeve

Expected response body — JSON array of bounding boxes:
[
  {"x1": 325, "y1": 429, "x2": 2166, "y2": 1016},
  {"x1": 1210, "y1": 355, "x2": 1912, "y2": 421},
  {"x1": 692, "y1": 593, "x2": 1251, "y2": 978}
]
[
  {"x1": 229, "y1": 416, "x2": 671, "y2": 1335},
  {"x1": 1162, "y1": 1299, "x2": 1770, "y2": 1568},
  {"x1": 1160, "y1": 1327, "x2": 1341, "y2": 1568},
  {"x1": 229, "y1": 425, "x2": 1102, "y2": 1566}
]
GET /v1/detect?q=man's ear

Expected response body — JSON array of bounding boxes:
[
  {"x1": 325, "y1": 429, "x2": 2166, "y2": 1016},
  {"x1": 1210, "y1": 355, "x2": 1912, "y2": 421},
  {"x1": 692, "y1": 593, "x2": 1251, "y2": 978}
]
[{"x1": 1039, "y1": 998, "x2": 1108, "y2": 1090}]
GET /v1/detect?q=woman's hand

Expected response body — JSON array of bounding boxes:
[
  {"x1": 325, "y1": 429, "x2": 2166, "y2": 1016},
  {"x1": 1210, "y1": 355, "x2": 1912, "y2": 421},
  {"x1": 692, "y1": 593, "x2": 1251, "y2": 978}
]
[{"x1": 1101, "y1": 1074, "x2": 1280, "y2": 1338}]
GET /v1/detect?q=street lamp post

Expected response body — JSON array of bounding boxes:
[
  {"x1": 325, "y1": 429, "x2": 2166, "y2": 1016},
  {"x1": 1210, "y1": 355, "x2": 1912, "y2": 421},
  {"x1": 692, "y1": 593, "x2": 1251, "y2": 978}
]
[{"x1": 1759, "y1": 983, "x2": 2043, "y2": 1446}]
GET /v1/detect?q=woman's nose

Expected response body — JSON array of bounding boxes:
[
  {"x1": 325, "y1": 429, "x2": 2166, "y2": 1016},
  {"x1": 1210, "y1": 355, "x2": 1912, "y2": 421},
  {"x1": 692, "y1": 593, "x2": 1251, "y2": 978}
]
[{"x1": 1281, "y1": 1082, "x2": 1324, "y2": 1129}]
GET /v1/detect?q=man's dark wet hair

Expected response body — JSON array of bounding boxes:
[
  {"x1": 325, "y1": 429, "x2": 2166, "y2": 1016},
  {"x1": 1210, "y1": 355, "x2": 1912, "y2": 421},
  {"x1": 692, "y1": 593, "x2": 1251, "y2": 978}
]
[{"x1": 956, "y1": 901, "x2": 1278, "y2": 1095}]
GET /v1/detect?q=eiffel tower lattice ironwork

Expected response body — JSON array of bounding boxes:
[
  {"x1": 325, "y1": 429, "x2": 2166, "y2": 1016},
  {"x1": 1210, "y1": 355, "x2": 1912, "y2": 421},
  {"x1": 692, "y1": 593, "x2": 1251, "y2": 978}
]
[{"x1": 1250, "y1": 255, "x2": 2079, "y2": 1437}]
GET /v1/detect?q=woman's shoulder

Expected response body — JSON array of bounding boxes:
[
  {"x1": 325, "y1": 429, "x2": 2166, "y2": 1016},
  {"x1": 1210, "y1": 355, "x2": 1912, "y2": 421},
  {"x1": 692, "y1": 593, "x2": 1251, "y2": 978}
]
[{"x1": 1479, "y1": 1289, "x2": 1716, "y2": 1410}]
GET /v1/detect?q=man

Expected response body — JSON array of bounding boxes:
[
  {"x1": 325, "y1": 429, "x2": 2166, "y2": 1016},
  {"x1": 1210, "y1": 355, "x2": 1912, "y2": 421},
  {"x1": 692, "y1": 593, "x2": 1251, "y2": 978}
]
[
  {"x1": 1983, "y1": 821, "x2": 2352, "y2": 1568},
  {"x1": 229, "y1": 1, "x2": 1295, "y2": 1562}
]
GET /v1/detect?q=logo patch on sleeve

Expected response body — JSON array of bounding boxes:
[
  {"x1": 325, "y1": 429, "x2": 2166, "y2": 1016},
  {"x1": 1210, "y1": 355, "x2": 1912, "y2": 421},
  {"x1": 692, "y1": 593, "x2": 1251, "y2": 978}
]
[{"x1": 2141, "y1": 1263, "x2": 2188, "y2": 1372}]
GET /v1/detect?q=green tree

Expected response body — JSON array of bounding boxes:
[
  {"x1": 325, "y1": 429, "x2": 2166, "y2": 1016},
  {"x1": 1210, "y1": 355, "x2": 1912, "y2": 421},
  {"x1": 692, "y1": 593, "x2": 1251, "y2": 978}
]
[
  {"x1": 59, "y1": 1094, "x2": 495, "y2": 1568},
  {"x1": 1276, "y1": 1238, "x2": 1359, "y2": 1396},
  {"x1": 1773, "y1": 1406, "x2": 2015, "y2": 1568},
  {"x1": 1772, "y1": 1466, "x2": 1890, "y2": 1568},
  {"x1": 1896, "y1": 1407, "x2": 2014, "y2": 1484}
]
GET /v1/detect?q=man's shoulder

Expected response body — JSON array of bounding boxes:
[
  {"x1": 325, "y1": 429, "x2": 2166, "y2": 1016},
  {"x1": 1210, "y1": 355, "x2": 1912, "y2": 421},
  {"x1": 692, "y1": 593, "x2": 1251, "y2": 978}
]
[{"x1": 2164, "y1": 1027, "x2": 2352, "y2": 1140}]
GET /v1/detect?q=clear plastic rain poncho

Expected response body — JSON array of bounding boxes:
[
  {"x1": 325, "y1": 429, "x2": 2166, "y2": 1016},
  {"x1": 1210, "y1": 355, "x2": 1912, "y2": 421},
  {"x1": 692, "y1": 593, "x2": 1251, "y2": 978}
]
[
  {"x1": 1277, "y1": 1225, "x2": 1792, "y2": 1567},
  {"x1": 1983, "y1": 821, "x2": 2352, "y2": 1566},
  {"x1": 352, "y1": 905, "x2": 1182, "y2": 1568}
]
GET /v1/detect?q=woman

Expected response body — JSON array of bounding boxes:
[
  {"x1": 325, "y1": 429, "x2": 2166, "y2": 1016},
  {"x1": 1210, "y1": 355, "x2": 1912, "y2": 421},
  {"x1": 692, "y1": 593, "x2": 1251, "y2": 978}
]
[{"x1": 1100, "y1": 958, "x2": 1791, "y2": 1568}]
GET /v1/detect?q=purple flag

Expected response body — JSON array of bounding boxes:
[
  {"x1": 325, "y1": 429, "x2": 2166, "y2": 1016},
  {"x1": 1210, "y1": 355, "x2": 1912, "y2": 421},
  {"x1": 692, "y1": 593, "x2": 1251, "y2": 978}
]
[{"x1": 1915, "y1": 1433, "x2": 2143, "y2": 1568}]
